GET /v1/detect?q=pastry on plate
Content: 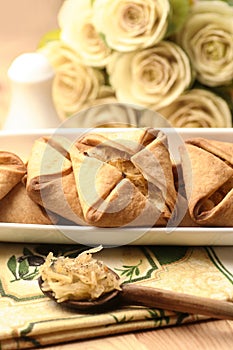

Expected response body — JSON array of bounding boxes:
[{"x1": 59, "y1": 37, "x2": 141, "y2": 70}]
[
  {"x1": 70, "y1": 128, "x2": 177, "y2": 227},
  {"x1": 180, "y1": 137, "x2": 233, "y2": 226},
  {"x1": 0, "y1": 151, "x2": 26, "y2": 200},
  {"x1": 26, "y1": 136, "x2": 85, "y2": 225},
  {"x1": 0, "y1": 182, "x2": 54, "y2": 224}
]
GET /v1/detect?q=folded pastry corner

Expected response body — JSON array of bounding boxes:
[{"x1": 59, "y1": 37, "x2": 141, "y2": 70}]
[
  {"x1": 0, "y1": 151, "x2": 26, "y2": 200},
  {"x1": 70, "y1": 128, "x2": 178, "y2": 227},
  {"x1": 26, "y1": 136, "x2": 85, "y2": 225},
  {"x1": 180, "y1": 138, "x2": 233, "y2": 226}
]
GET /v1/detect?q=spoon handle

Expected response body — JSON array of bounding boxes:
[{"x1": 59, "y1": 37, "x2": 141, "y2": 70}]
[{"x1": 120, "y1": 284, "x2": 233, "y2": 320}]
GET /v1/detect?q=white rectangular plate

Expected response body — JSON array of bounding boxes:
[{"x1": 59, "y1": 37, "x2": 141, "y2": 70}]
[
  {"x1": 0, "y1": 127, "x2": 233, "y2": 246},
  {"x1": 0, "y1": 223, "x2": 232, "y2": 246}
]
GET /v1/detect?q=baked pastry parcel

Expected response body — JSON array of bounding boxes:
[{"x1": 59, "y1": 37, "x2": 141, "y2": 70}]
[
  {"x1": 0, "y1": 182, "x2": 54, "y2": 224},
  {"x1": 70, "y1": 128, "x2": 178, "y2": 227},
  {"x1": 180, "y1": 137, "x2": 233, "y2": 227},
  {"x1": 26, "y1": 136, "x2": 85, "y2": 225},
  {"x1": 0, "y1": 151, "x2": 53, "y2": 224},
  {"x1": 0, "y1": 151, "x2": 26, "y2": 200}
]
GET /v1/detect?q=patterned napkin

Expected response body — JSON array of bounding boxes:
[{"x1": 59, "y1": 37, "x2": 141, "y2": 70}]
[{"x1": 0, "y1": 243, "x2": 233, "y2": 349}]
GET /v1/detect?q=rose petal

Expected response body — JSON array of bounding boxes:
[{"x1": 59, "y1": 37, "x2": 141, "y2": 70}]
[
  {"x1": 93, "y1": 0, "x2": 170, "y2": 52},
  {"x1": 107, "y1": 41, "x2": 192, "y2": 109},
  {"x1": 153, "y1": 89, "x2": 232, "y2": 128},
  {"x1": 177, "y1": 1, "x2": 233, "y2": 87}
]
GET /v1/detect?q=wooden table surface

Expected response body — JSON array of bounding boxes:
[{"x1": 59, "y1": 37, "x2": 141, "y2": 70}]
[
  {"x1": 0, "y1": 1, "x2": 233, "y2": 349},
  {"x1": 40, "y1": 320, "x2": 233, "y2": 350}
]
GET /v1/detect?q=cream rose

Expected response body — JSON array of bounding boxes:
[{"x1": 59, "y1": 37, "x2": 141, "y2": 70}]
[
  {"x1": 58, "y1": 0, "x2": 113, "y2": 67},
  {"x1": 92, "y1": 0, "x2": 170, "y2": 52},
  {"x1": 177, "y1": 1, "x2": 233, "y2": 87},
  {"x1": 139, "y1": 89, "x2": 232, "y2": 128},
  {"x1": 107, "y1": 41, "x2": 192, "y2": 109},
  {"x1": 39, "y1": 41, "x2": 106, "y2": 119}
]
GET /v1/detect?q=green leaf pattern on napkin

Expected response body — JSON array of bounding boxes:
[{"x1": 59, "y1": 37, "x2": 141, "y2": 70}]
[{"x1": 115, "y1": 259, "x2": 142, "y2": 282}]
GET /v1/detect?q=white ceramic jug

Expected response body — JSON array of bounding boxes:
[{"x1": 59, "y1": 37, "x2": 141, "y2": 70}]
[{"x1": 3, "y1": 52, "x2": 61, "y2": 129}]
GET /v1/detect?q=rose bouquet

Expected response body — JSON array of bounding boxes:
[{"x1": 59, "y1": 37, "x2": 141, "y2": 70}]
[{"x1": 38, "y1": 0, "x2": 233, "y2": 127}]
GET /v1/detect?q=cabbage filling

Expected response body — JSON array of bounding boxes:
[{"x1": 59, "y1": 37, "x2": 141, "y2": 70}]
[{"x1": 39, "y1": 246, "x2": 121, "y2": 303}]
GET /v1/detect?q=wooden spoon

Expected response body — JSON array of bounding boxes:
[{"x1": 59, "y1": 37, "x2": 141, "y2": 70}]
[{"x1": 38, "y1": 271, "x2": 233, "y2": 319}]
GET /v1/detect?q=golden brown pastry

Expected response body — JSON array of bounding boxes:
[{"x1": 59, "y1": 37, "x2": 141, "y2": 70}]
[
  {"x1": 0, "y1": 182, "x2": 54, "y2": 224},
  {"x1": 0, "y1": 151, "x2": 26, "y2": 200},
  {"x1": 70, "y1": 128, "x2": 177, "y2": 227},
  {"x1": 180, "y1": 137, "x2": 233, "y2": 226},
  {"x1": 26, "y1": 136, "x2": 85, "y2": 225}
]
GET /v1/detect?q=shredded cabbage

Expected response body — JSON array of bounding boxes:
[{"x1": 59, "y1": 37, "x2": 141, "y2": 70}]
[{"x1": 39, "y1": 246, "x2": 121, "y2": 302}]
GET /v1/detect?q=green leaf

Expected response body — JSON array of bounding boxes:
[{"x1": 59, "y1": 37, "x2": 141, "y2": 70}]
[
  {"x1": 125, "y1": 271, "x2": 132, "y2": 277},
  {"x1": 37, "y1": 29, "x2": 61, "y2": 49},
  {"x1": 110, "y1": 314, "x2": 131, "y2": 324},
  {"x1": 158, "y1": 309, "x2": 170, "y2": 325},
  {"x1": 18, "y1": 259, "x2": 29, "y2": 278},
  {"x1": 176, "y1": 312, "x2": 190, "y2": 325},
  {"x1": 98, "y1": 32, "x2": 110, "y2": 48},
  {"x1": 23, "y1": 272, "x2": 38, "y2": 281},
  {"x1": 23, "y1": 247, "x2": 34, "y2": 256},
  {"x1": 167, "y1": 0, "x2": 191, "y2": 36},
  {"x1": 146, "y1": 309, "x2": 170, "y2": 326},
  {"x1": 115, "y1": 260, "x2": 142, "y2": 282},
  {"x1": 7, "y1": 255, "x2": 17, "y2": 279}
]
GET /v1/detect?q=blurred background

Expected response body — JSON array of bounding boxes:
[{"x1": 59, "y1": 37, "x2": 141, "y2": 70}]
[
  {"x1": 0, "y1": 0, "x2": 232, "y2": 129},
  {"x1": 0, "y1": 0, "x2": 63, "y2": 126}
]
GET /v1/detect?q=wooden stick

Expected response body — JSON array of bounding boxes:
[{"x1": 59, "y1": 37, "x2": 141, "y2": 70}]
[{"x1": 120, "y1": 284, "x2": 233, "y2": 320}]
